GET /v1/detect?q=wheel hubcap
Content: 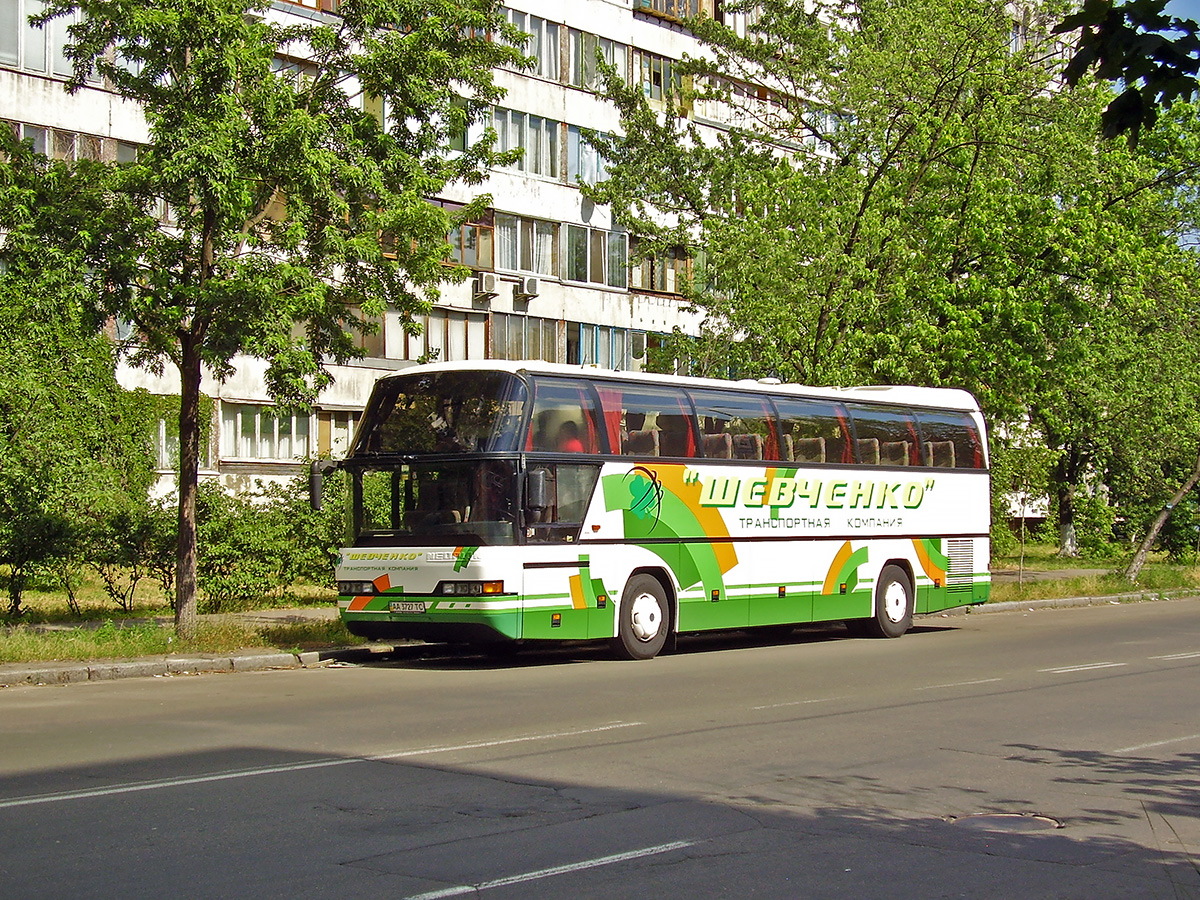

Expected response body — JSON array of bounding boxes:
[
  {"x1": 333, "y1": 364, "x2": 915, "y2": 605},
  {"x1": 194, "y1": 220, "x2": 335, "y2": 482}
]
[
  {"x1": 882, "y1": 581, "x2": 908, "y2": 623},
  {"x1": 629, "y1": 592, "x2": 662, "y2": 642}
]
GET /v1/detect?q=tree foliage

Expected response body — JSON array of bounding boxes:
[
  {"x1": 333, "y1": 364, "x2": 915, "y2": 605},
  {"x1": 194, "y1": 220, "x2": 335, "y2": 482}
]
[
  {"x1": 0, "y1": 0, "x2": 525, "y2": 634},
  {"x1": 591, "y1": 0, "x2": 1200, "y2": 562},
  {"x1": 1056, "y1": 0, "x2": 1200, "y2": 140},
  {"x1": 0, "y1": 268, "x2": 156, "y2": 618}
]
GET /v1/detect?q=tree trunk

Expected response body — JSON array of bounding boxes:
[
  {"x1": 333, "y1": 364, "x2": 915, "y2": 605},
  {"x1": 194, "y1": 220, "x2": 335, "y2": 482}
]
[
  {"x1": 1057, "y1": 481, "x2": 1079, "y2": 557},
  {"x1": 175, "y1": 338, "x2": 203, "y2": 639},
  {"x1": 1125, "y1": 447, "x2": 1200, "y2": 583}
]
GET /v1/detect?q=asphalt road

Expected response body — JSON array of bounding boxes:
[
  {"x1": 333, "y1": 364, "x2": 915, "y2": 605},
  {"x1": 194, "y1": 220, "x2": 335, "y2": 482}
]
[{"x1": 2, "y1": 600, "x2": 1199, "y2": 899}]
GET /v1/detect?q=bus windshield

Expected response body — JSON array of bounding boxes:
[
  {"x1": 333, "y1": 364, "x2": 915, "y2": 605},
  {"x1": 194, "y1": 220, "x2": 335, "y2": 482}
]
[
  {"x1": 350, "y1": 460, "x2": 519, "y2": 546},
  {"x1": 353, "y1": 371, "x2": 527, "y2": 456}
]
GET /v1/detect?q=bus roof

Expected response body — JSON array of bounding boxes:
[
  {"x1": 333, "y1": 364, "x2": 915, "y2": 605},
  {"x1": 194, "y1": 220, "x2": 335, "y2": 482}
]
[{"x1": 371, "y1": 360, "x2": 983, "y2": 413}]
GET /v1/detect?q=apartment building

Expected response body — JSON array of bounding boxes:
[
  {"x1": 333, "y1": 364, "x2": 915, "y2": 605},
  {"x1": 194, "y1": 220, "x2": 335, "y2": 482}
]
[{"x1": 1, "y1": 0, "x2": 730, "y2": 489}]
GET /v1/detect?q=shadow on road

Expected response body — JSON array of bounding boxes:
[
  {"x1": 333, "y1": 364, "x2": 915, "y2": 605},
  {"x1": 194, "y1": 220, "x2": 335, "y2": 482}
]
[
  {"x1": 357, "y1": 621, "x2": 964, "y2": 672},
  {"x1": 1, "y1": 737, "x2": 1196, "y2": 899}
]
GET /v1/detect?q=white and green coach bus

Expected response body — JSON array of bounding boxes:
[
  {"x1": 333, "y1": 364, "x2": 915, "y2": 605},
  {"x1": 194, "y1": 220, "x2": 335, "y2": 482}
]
[{"x1": 316, "y1": 360, "x2": 990, "y2": 660}]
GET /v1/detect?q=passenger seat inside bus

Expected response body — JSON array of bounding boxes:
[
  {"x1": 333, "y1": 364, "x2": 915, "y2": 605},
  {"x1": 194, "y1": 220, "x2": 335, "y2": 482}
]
[
  {"x1": 623, "y1": 429, "x2": 660, "y2": 456},
  {"x1": 703, "y1": 433, "x2": 732, "y2": 458},
  {"x1": 791, "y1": 436, "x2": 825, "y2": 463},
  {"x1": 881, "y1": 440, "x2": 911, "y2": 466},
  {"x1": 857, "y1": 438, "x2": 881, "y2": 465},
  {"x1": 732, "y1": 433, "x2": 764, "y2": 460},
  {"x1": 923, "y1": 440, "x2": 956, "y2": 467}
]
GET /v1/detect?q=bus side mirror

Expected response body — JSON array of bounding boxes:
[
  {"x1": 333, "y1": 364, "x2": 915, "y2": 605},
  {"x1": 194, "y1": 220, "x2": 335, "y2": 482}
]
[
  {"x1": 309, "y1": 459, "x2": 337, "y2": 510},
  {"x1": 525, "y1": 468, "x2": 549, "y2": 511}
]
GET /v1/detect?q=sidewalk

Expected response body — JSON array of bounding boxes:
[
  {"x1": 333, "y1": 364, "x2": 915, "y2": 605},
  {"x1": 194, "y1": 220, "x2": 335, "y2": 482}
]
[
  {"x1": 3, "y1": 581, "x2": 1198, "y2": 689},
  {"x1": 0, "y1": 606, "x2": 399, "y2": 689}
]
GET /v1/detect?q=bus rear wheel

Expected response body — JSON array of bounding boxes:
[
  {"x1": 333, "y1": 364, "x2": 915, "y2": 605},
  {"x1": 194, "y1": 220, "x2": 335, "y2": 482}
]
[
  {"x1": 612, "y1": 574, "x2": 670, "y2": 660},
  {"x1": 863, "y1": 564, "x2": 913, "y2": 638}
]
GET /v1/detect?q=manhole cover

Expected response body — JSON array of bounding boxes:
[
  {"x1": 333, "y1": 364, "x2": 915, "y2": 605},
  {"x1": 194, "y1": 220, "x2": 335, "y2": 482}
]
[{"x1": 949, "y1": 814, "x2": 1063, "y2": 833}]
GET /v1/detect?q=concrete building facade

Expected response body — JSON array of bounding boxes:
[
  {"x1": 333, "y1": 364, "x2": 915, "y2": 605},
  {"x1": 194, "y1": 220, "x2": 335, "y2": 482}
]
[{"x1": 1, "y1": 0, "x2": 726, "y2": 490}]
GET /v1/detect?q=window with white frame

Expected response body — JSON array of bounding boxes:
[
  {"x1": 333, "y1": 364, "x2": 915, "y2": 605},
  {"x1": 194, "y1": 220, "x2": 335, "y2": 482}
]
[
  {"x1": 155, "y1": 417, "x2": 214, "y2": 471},
  {"x1": 493, "y1": 108, "x2": 560, "y2": 178},
  {"x1": 491, "y1": 313, "x2": 562, "y2": 363},
  {"x1": 399, "y1": 307, "x2": 488, "y2": 362},
  {"x1": 318, "y1": 410, "x2": 359, "y2": 457},
  {"x1": 564, "y1": 224, "x2": 626, "y2": 287},
  {"x1": 635, "y1": 0, "x2": 700, "y2": 20},
  {"x1": 0, "y1": 0, "x2": 99, "y2": 80},
  {"x1": 6, "y1": 122, "x2": 138, "y2": 163},
  {"x1": 220, "y1": 404, "x2": 313, "y2": 461},
  {"x1": 630, "y1": 241, "x2": 692, "y2": 294},
  {"x1": 633, "y1": 48, "x2": 681, "y2": 102},
  {"x1": 567, "y1": 322, "x2": 636, "y2": 370},
  {"x1": 495, "y1": 213, "x2": 557, "y2": 276},
  {"x1": 506, "y1": 9, "x2": 560, "y2": 81},
  {"x1": 567, "y1": 126, "x2": 609, "y2": 185},
  {"x1": 569, "y1": 29, "x2": 628, "y2": 91}
]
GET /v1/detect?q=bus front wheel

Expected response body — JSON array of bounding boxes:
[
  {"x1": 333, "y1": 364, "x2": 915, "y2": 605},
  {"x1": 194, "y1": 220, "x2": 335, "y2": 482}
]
[
  {"x1": 612, "y1": 575, "x2": 670, "y2": 660},
  {"x1": 863, "y1": 564, "x2": 913, "y2": 638}
]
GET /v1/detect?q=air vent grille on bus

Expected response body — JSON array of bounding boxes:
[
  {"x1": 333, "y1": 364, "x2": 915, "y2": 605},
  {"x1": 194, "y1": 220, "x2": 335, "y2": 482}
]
[{"x1": 946, "y1": 539, "x2": 974, "y2": 593}]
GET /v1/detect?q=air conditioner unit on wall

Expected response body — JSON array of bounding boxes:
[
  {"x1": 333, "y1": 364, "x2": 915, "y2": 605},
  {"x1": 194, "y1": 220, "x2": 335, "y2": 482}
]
[
  {"x1": 473, "y1": 272, "x2": 499, "y2": 301},
  {"x1": 514, "y1": 276, "x2": 539, "y2": 300}
]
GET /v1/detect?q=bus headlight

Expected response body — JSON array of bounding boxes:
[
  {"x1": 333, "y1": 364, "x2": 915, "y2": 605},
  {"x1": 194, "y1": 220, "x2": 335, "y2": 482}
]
[
  {"x1": 438, "y1": 581, "x2": 504, "y2": 596},
  {"x1": 338, "y1": 581, "x2": 377, "y2": 596}
]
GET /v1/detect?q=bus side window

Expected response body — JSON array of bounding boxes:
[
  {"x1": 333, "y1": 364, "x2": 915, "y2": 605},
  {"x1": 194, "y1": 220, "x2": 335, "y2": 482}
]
[
  {"x1": 916, "y1": 410, "x2": 984, "y2": 468},
  {"x1": 771, "y1": 398, "x2": 850, "y2": 465},
  {"x1": 613, "y1": 385, "x2": 699, "y2": 458},
  {"x1": 849, "y1": 405, "x2": 919, "y2": 467},
  {"x1": 688, "y1": 389, "x2": 775, "y2": 460},
  {"x1": 527, "y1": 377, "x2": 604, "y2": 454}
]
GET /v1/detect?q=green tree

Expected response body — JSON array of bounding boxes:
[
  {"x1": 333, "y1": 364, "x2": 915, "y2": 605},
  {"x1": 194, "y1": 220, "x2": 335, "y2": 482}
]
[
  {"x1": 592, "y1": 0, "x2": 1127, "y2": 418},
  {"x1": 1055, "y1": 0, "x2": 1200, "y2": 140},
  {"x1": 1019, "y1": 101, "x2": 1200, "y2": 559},
  {"x1": 0, "y1": 0, "x2": 525, "y2": 635},
  {"x1": 0, "y1": 268, "x2": 156, "y2": 618},
  {"x1": 591, "y1": 0, "x2": 1200, "y2": 558}
]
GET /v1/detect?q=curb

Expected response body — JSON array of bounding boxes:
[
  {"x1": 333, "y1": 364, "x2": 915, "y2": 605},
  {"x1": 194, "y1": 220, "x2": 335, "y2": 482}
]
[
  {"x1": 968, "y1": 589, "x2": 1200, "y2": 615},
  {"x1": 4, "y1": 591, "x2": 1198, "y2": 688},
  {"x1": 0, "y1": 648, "x2": 356, "y2": 689}
]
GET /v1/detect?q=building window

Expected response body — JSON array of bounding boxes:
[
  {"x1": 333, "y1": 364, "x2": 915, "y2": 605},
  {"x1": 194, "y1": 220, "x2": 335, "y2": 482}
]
[
  {"x1": 493, "y1": 108, "x2": 560, "y2": 178},
  {"x1": 634, "y1": 0, "x2": 700, "y2": 20},
  {"x1": 491, "y1": 313, "x2": 562, "y2": 362},
  {"x1": 271, "y1": 55, "x2": 320, "y2": 86},
  {"x1": 220, "y1": 404, "x2": 313, "y2": 461},
  {"x1": 155, "y1": 417, "x2": 215, "y2": 471},
  {"x1": 506, "y1": 10, "x2": 560, "y2": 81},
  {"x1": 495, "y1": 213, "x2": 557, "y2": 276},
  {"x1": 425, "y1": 200, "x2": 495, "y2": 270},
  {"x1": 8, "y1": 121, "x2": 47, "y2": 155},
  {"x1": 0, "y1": 0, "x2": 86, "y2": 78},
  {"x1": 569, "y1": 29, "x2": 628, "y2": 91},
  {"x1": 565, "y1": 224, "x2": 626, "y2": 287},
  {"x1": 567, "y1": 126, "x2": 609, "y2": 185},
  {"x1": 630, "y1": 241, "x2": 692, "y2": 294},
  {"x1": 318, "y1": 410, "x2": 359, "y2": 457},
  {"x1": 633, "y1": 49, "x2": 681, "y2": 102},
  {"x1": 567, "y1": 322, "x2": 635, "y2": 370},
  {"x1": 399, "y1": 307, "x2": 488, "y2": 362}
]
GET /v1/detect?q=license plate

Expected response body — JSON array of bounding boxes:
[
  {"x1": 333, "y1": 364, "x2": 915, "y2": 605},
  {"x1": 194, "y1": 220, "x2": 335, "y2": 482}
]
[{"x1": 389, "y1": 601, "x2": 427, "y2": 614}]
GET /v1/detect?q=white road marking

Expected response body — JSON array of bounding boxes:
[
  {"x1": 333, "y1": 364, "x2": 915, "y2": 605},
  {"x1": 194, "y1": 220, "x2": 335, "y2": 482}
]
[
  {"x1": 915, "y1": 678, "x2": 1002, "y2": 691},
  {"x1": 1149, "y1": 652, "x2": 1200, "y2": 661},
  {"x1": 0, "y1": 722, "x2": 644, "y2": 810},
  {"x1": 1038, "y1": 662, "x2": 1128, "y2": 674},
  {"x1": 752, "y1": 697, "x2": 840, "y2": 710},
  {"x1": 1114, "y1": 733, "x2": 1200, "y2": 754},
  {"x1": 402, "y1": 840, "x2": 698, "y2": 899}
]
